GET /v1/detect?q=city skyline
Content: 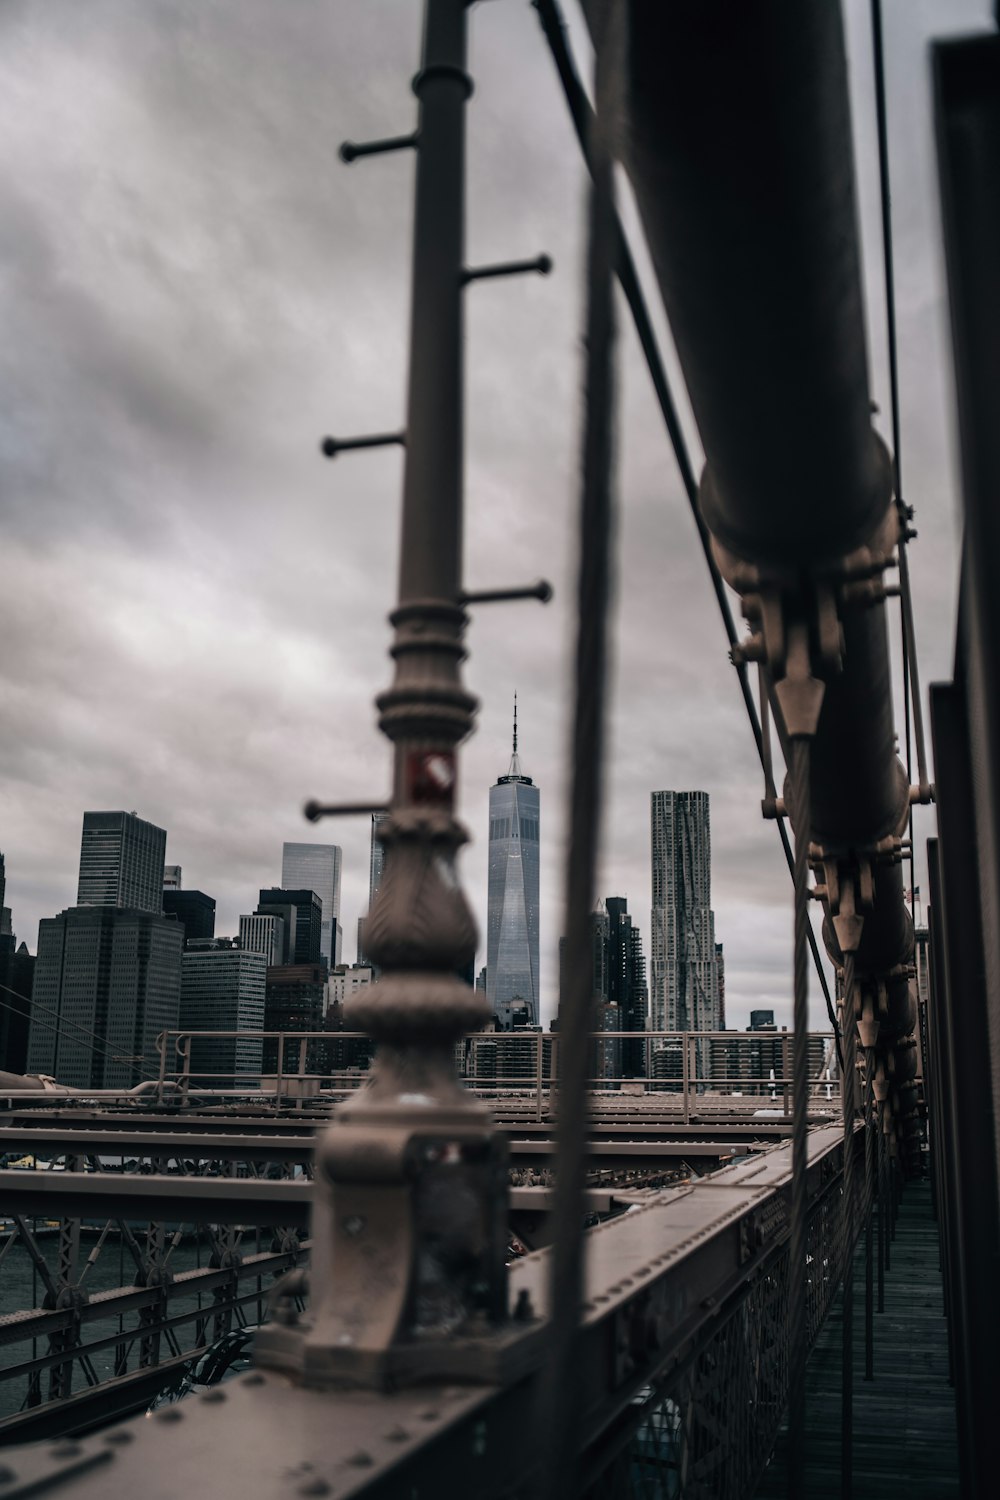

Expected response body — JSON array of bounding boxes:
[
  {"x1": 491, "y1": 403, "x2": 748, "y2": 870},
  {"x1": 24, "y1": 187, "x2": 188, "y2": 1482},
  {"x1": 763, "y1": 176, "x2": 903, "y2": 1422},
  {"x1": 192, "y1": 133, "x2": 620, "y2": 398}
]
[
  {"x1": 0, "y1": 1, "x2": 972, "y2": 1035},
  {"x1": 2, "y1": 770, "x2": 815, "y2": 1036}
]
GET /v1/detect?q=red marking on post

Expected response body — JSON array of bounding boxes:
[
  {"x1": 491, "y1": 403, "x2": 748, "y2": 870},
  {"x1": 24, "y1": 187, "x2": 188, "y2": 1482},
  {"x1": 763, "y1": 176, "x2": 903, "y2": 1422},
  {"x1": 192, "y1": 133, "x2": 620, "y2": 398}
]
[{"x1": 406, "y1": 750, "x2": 456, "y2": 806}]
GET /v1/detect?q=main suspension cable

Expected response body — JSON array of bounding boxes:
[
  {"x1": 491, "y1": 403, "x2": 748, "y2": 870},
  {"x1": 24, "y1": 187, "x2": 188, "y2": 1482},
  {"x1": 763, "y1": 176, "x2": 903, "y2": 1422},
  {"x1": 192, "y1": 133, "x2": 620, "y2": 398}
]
[
  {"x1": 870, "y1": 0, "x2": 931, "y2": 910},
  {"x1": 534, "y1": 0, "x2": 842, "y2": 1057}
]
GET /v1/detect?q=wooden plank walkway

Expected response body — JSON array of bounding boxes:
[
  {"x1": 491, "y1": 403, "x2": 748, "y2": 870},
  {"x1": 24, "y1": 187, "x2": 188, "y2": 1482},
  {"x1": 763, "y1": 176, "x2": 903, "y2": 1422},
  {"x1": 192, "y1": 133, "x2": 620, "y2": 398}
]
[{"x1": 754, "y1": 1178, "x2": 959, "y2": 1499}]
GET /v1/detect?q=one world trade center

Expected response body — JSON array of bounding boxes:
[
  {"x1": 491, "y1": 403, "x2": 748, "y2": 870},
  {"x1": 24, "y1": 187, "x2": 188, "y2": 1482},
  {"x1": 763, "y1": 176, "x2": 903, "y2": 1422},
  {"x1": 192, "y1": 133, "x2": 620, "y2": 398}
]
[{"x1": 486, "y1": 698, "x2": 540, "y2": 1029}]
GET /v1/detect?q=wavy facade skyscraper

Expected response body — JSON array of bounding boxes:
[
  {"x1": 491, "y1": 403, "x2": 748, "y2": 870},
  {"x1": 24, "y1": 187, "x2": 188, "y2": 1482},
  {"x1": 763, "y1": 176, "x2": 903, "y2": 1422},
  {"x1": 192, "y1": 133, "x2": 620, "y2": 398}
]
[
  {"x1": 650, "y1": 790, "x2": 720, "y2": 1038},
  {"x1": 486, "y1": 701, "x2": 540, "y2": 1029}
]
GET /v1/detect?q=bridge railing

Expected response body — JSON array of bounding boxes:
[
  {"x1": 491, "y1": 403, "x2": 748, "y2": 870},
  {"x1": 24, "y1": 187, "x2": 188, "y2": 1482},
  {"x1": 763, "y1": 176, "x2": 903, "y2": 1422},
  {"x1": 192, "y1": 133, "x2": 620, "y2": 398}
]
[
  {"x1": 0, "y1": 1122, "x2": 867, "y2": 1493},
  {"x1": 141, "y1": 1027, "x2": 841, "y2": 1121}
]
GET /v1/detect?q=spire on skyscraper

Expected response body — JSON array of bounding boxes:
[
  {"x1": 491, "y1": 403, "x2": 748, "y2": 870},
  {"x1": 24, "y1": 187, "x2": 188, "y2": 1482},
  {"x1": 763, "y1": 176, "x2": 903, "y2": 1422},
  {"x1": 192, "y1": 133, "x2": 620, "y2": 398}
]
[{"x1": 509, "y1": 692, "x2": 522, "y2": 779}]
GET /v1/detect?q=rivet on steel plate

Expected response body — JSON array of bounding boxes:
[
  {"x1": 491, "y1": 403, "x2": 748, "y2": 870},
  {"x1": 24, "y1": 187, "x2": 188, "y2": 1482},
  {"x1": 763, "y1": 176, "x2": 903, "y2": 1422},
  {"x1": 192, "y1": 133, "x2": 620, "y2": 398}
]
[
  {"x1": 385, "y1": 1427, "x2": 410, "y2": 1443},
  {"x1": 244, "y1": 1373, "x2": 265, "y2": 1386},
  {"x1": 51, "y1": 1444, "x2": 82, "y2": 1459},
  {"x1": 104, "y1": 1431, "x2": 134, "y2": 1445},
  {"x1": 155, "y1": 1407, "x2": 183, "y2": 1422},
  {"x1": 201, "y1": 1389, "x2": 227, "y2": 1403},
  {"x1": 297, "y1": 1480, "x2": 331, "y2": 1497},
  {"x1": 347, "y1": 1451, "x2": 374, "y2": 1467},
  {"x1": 0, "y1": 1467, "x2": 16, "y2": 1486},
  {"x1": 419, "y1": 1410, "x2": 439, "y2": 1422}
]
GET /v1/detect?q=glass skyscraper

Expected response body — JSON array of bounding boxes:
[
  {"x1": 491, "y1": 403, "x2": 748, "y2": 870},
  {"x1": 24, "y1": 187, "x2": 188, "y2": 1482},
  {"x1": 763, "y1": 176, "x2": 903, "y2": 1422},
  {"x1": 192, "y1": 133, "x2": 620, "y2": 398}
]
[
  {"x1": 280, "y1": 843, "x2": 342, "y2": 968},
  {"x1": 487, "y1": 703, "x2": 540, "y2": 1029},
  {"x1": 77, "y1": 811, "x2": 166, "y2": 914}
]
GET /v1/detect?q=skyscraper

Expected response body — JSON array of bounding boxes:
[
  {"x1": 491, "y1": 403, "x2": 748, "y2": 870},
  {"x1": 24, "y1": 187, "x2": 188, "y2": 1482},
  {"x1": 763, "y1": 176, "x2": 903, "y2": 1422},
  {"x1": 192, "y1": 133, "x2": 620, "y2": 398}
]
[
  {"x1": 650, "y1": 791, "x2": 720, "y2": 1040},
  {"x1": 357, "y1": 814, "x2": 388, "y2": 967},
  {"x1": 257, "y1": 889, "x2": 323, "y2": 967},
  {"x1": 163, "y1": 889, "x2": 216, "y2": 944},
  {"x1": 606, "y1": 896, "x2": 649, "y2": 1076},
  {"x1": 0, "y1": 851, "x2": 11, "y2": 937},
  {"x1": 240, "y1": 912, "x2": 286, "y2": 966},
  {"x1": 263, "y1": 964, "x2": 327, "y2": 1074},
  {"x1": 180, "y1": 940, "x2": 266, "y2": 1084},
  {"x1": 0, "y1": 853, "x2": 33, "y2": 1074},
  {"x1": 281, "y1": 843, "x2": 342, "y2": 968},
  {"x1": 77, "y1": 812, "x2": 166, "y2": 914},
  {"x1": 28, "y1": 906, "x2": 182, "y2": 1088},
  {"x1": 487, "y1": 700, "x2": 540, "y2": 1029},
  {"x1": 558, "y1": 898, "x2": 647, "y2": 1085}
]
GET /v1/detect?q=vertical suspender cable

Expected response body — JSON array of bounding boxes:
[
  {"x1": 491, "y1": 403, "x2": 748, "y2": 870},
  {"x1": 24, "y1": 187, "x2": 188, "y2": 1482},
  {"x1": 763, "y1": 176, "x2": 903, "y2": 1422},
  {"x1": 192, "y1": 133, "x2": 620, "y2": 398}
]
[
  {"x1": 542, "y1": 7, "x2": 618, "y2": 1496},
  {"x1": 787, "y1": 736, "x2": 813, "y2": 1498},
  {"x1": 865, "y1": 1046, "x2": 876, "y2": 1377},
  {"x1": 840, "y1": 950, "x2": 859, "y2": 1500}
]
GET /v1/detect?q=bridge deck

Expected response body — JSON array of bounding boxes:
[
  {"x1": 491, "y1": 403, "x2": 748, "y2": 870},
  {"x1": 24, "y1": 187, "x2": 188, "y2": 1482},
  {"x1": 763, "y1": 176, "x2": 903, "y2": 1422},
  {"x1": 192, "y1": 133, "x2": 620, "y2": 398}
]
[{"x1": 754, "y1": 1178, "x2": 958, "y2": 1499}]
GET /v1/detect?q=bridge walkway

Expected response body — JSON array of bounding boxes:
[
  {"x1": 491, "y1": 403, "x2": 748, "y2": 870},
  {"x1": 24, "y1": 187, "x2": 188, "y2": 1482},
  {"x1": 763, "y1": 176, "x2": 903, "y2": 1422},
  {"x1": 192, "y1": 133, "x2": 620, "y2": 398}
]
[{"x1": 754, "y1": 1178, "x2": 958, "y2": 1499}]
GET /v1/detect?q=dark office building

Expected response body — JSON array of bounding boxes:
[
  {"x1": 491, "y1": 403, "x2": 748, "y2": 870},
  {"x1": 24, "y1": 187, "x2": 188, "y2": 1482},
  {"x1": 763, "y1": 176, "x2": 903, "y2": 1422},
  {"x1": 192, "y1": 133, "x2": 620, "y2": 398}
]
[
  {"x1": 27, "y1": 906, "x2": 182, "y2": 1089},
  {"x1": 163, "y1": 889, "x2": 216, "y2": 944},
  {"x1": 606, "y1": 897, "x2": 649, "y2": 1077},
  {"x1": 263, "y1": 963, "x2": 326, "y2": 1073},
  {"x1": 0, "y1": 938, "x2": 34, "y2": 1074},
  {"x1": 559, "y1": 898, "x2": 649, "y2": 1082},
  {"x1": 180, "y1": 940, "x2": 266, "y2": 1085},
  {"x1": 256, "y1": 889, "x2": 323, "y2": 967},
  {"x1": 77, "y1": 811, "x2": 167, "y2": 914}
]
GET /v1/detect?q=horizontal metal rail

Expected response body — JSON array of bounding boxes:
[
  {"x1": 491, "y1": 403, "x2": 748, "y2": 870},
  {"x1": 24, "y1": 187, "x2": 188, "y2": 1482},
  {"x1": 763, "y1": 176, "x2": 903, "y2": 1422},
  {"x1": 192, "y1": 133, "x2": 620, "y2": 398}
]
[{"x1": 0, "y1": 1172, "x2": 313, "y2": 1228}]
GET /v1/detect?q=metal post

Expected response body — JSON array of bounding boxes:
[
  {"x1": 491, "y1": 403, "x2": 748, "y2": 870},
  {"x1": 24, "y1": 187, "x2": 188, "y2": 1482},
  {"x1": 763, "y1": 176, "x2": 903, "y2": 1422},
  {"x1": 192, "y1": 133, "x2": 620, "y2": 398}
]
[
  {"x1": 274, "y1": 1034, "x2": 284, "y2": 1109},
  {"x1": 865, "y1": 1062, "x2": 875, "y2": 1379},
  {"x1": 783, "y1": 1029, "x2": 791, "y2": 1118},
  {"x1": 682, "y1": 1028, "x2": 691, "y2": 1125},
  {"x1": 840, "y1": 956, "x2": 858, "y2": 1500},
  {"x1": 156, "y1": 1031, "x2": 167, "y2": 1106},
  {"x1": 256, "y1": 0, "x2": 504, "y2": 1390},
  {"x1": 535, "y1": 1030, "x2": 544, "y2": 1124},
  {"x1": 877, "y1": 1111, "x2": 886, "y2": 1309}
]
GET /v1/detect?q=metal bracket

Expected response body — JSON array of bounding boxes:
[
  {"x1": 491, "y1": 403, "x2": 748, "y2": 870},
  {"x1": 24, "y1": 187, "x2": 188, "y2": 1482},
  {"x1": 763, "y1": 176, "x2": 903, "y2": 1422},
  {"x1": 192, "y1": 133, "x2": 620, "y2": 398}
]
[
  {"x1": 460, "y1": 579, "x2": 553, "y2": 606},
  {"x1": 339, "y1": 132, "x2": 419, "y2": 162},
  {"x1": 320, "y1": 432, "x2": 405, "y2": 458},
  {"x1": 304, "y1": 799, "x2": 388, "y2": 822},
  {"x1": 461, "y1": 254, "x2": 552, "y2": 285}
]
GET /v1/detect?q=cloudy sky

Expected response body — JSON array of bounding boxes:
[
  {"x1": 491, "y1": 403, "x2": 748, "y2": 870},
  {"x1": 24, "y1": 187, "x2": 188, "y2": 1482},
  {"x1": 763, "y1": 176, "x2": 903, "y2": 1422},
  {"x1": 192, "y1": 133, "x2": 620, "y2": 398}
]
[{"x1": 0, "y1": 0, "x2": 991, "y2": 1030}]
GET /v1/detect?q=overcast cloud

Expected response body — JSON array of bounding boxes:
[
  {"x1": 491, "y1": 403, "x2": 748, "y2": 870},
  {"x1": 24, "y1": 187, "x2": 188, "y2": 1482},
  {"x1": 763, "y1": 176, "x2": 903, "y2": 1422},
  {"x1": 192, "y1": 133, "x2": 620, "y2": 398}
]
[{"x1": 0, "y1": 0, "x2": 991, "y2": 1031}]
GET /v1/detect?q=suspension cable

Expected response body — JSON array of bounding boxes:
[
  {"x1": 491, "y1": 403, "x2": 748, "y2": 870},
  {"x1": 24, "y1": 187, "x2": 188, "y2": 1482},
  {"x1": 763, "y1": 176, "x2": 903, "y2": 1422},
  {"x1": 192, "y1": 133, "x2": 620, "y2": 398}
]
[
  {"x1": 533, "y1": 0, "x2": 842, "y2": 1059},
  {"x1": 840, "y1": 950, "x2": 859, "y2": 1500},
  {"x1": 0, "y1": 983, "x2": 146, "y2": 1075},
  {"x1": 543, "y1": 9, "x2": 618, "y2": 1494},
  {"x1": 787, "y1": 736, "x2": 813, "y2": 1497},
  {"x1": 870, "y1": 0, "x2": 931, "y2": 913}
]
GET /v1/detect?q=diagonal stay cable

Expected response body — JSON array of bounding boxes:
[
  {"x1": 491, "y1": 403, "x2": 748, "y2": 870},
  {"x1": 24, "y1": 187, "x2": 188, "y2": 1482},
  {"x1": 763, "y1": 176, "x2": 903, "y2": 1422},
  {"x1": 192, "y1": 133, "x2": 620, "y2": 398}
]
[
  {"x1": 533, "y1": 0, "x2": 841, "y2": 1057},
  {"x1": 0, "y1": 984, "x2": 152, "y2": 1077}
]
